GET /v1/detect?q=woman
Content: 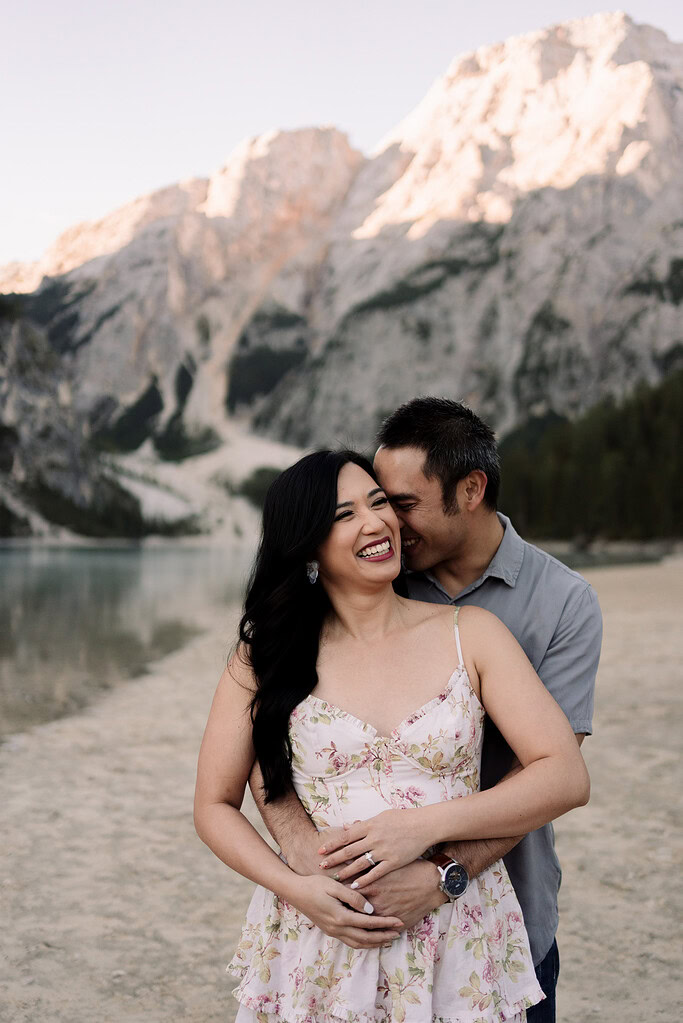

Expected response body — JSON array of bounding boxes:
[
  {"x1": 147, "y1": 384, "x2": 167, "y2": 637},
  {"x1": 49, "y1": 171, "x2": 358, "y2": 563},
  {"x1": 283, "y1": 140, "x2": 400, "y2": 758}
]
[{"x1": 194, "y1": 450, "x2": 589, "y2": 1022}]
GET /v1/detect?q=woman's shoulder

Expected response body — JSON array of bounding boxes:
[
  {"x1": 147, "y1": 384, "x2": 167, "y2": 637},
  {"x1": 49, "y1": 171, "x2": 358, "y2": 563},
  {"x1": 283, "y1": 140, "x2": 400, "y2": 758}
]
[
  {"x1": 400, "y1": 599, "x2": 466, "y2": 637},
  {"x1": 457, "y1": 604, "x2": 501, "y2": 626},
  {"x1": 402, "y1": 598, "x2": 495, "y2": 624},
  {"x1": 454, "y1": 607, "x2": 523, "y2": 667},
  {"x1": 404, "y1": 599, "x2": 509, "y2": 642},
  {"x1": 399, "y1": 596, "x2": 452, "y2": 624}
]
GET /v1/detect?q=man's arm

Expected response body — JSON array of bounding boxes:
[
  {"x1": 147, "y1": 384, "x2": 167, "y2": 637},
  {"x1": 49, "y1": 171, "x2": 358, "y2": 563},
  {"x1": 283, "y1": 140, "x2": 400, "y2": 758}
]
[
  {"x1": 536, "y1": 583, "x2": 602, "y2": 736},
  {"x1": 249, "y1": 760, "x2": 344, "y2": 876}
]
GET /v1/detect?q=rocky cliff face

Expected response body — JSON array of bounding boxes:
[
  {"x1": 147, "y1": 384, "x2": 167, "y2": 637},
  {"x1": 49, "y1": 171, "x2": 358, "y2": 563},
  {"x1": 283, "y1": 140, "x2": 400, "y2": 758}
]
[
  {"x1": 1, "y1": 128, "x2": 362, "y2": 447},
  {"x1": 2, "y1": 12, "x2": 682, "y2": 534},
  {"x1": 0, "y1": 129, "x2": 359, "y2": 533},
  {"x1": 252, "y1": 12, "x2": 683, "y2": 445}
]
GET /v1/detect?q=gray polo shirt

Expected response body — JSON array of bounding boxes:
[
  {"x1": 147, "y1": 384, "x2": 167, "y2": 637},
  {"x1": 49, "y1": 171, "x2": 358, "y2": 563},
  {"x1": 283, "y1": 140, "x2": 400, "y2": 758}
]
[{"x1": 406, "y1": 513, "x2": 602, "y2": 966}]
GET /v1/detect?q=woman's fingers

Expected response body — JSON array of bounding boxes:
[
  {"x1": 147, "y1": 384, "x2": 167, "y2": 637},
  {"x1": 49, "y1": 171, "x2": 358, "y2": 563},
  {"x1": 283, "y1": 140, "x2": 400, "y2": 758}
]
[
  {"x1": 339, "y1": 928, "x2": 402, "y2": 949},
  {"x1": 331, "y1": 882, "x2": 403, "y2": 929},
  {"x1": 321, "y1": 838, "x2": 370, "y2": 869},
  {"x1": 340, "y1": 908, "x2": 404, "y2": 931},
  {"x1": 337, "y1": 883, "x2": 375, "y2": 915},
  {"x1": 331, "y1": 885, "x2": 400, "y2": 925},
  {"x1": 350, "y1": 863, "x2": 390, "y2": 890},
  {"x1": 317, "y1": 824, "x2": 349, "y2": 853},
  {"x1": 338, "y1": 927, "x2": 401, "y2": 949},
  {"x1": 334, "y1": 855, "x2": 376, "y2": 882},
  {"x1": 319, "y1": 822, "x2": 365, "y2": 855}
]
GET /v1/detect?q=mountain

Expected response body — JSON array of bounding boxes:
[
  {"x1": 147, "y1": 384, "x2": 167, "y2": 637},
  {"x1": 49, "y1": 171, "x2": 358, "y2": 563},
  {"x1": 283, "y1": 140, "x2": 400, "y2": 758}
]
[
  {"x1": 1, "y1": 12, "x2": 682, "y2": 536},
  {"x1": 251, "y1": 11, "x2": 683, "y2": 444},
  {"x1": 0, "y1": 129, "x2": 359, "y2": 535}
]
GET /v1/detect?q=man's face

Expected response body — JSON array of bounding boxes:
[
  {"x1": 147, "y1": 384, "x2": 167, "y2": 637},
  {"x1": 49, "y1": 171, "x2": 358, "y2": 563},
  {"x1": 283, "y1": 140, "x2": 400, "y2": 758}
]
[{"x1": 373, "y1": 445, "x2": 464, "y2": 572}]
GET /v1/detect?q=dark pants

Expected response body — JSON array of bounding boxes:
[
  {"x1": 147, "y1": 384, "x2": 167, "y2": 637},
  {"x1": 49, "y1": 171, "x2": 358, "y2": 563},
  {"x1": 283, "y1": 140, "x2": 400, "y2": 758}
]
[{"x1": 526, "y1": 940, "x2": 560, "y2": 1023}]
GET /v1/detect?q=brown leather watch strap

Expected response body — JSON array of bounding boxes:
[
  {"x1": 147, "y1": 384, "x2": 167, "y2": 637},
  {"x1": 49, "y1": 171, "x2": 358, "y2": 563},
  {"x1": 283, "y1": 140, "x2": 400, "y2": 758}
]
[{"x1": 430, "y1": 851, "x2": 453, "y2": 870}]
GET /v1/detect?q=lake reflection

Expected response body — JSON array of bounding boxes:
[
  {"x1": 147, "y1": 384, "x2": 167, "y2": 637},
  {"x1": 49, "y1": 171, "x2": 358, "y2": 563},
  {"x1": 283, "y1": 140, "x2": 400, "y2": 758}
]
[{"x1": 0, "y1": 544, "x2": 253, "y2": 738}]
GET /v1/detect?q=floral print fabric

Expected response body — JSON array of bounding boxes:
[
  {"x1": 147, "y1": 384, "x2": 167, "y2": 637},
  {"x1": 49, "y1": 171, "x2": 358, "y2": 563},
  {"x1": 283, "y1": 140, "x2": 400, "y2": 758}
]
[{"x1": 228, "y1": 660, "x2": 544, "y2": 1022}]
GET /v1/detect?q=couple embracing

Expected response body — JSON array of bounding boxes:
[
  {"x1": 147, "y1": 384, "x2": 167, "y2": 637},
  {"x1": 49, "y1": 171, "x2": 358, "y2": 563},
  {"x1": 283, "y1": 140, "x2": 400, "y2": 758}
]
[{"x1": 194, "y1": 397, "x2": 602, "y2": 1023}]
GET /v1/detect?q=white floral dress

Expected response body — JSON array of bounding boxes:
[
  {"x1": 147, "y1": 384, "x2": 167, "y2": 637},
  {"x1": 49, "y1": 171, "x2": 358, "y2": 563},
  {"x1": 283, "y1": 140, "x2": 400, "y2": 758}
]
[{"x1": 228, "y1": 610, "x2": 544, "y2": 1022}]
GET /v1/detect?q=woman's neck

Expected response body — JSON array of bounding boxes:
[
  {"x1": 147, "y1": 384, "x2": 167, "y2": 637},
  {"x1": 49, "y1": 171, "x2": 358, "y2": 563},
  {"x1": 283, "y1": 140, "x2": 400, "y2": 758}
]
[{"x1": 323, "y1": 583, "x2": 406, "y2": 643}]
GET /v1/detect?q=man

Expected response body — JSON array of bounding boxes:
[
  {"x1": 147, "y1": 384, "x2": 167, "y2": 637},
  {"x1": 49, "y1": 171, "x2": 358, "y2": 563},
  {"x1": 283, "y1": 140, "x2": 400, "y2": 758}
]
[{"x1": 250, "y1": 397, "x2": 602, "y2": 1022}]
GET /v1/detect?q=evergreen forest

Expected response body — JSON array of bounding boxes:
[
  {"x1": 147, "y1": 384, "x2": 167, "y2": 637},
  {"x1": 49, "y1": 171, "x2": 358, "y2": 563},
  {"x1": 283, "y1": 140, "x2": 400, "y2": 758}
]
[{"x1": 498, "y1": 369, "x2": 682, "y2": 541}]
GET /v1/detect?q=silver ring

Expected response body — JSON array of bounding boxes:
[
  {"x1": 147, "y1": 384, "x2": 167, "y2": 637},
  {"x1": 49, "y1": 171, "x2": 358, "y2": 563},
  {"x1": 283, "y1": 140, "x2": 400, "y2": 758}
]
[{"x1": 364, "y1": 851, "x2": 376, "y2": 866}]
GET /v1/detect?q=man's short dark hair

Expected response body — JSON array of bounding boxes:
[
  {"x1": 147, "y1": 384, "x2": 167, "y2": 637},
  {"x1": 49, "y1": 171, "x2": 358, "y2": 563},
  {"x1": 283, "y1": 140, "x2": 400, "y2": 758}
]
[{"x1": 376, "y1": 396, "x2": 500, "y2": 511}]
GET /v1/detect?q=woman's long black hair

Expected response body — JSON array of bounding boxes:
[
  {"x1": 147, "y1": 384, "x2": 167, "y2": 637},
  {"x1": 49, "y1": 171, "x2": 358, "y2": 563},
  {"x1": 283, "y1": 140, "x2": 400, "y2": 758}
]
[{"x1": 239, "y1": 449, "x2": 378, "y2": 802}]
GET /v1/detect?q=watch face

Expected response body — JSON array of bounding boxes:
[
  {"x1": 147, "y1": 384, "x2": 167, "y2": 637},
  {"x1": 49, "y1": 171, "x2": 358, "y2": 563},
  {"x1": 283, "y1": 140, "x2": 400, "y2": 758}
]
[{"x1": 443, "y1": 862, "x2": 469, "y2": 898}]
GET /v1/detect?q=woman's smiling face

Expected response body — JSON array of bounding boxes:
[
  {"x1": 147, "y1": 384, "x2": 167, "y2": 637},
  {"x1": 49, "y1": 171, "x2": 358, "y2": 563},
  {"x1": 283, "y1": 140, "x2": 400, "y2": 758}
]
[{"x1": 316, "y1": 462, "x2": 401, "y2": 589}]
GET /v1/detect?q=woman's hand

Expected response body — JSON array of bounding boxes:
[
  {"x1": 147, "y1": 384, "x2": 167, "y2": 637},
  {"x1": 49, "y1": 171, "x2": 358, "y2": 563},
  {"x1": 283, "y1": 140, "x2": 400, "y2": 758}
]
[
  {"x1": 286, "y1": 875, "x2": 404, "y2": 949},
  {"x1": 317, "y1": 809, "x2": 431, "y2": 890}
]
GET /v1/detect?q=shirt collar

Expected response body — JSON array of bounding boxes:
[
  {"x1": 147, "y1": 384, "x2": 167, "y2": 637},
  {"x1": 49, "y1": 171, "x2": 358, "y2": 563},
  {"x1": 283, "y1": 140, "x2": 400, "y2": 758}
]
[
  {"x1": 482, "y1": 513, "x2": 525, "y2": 588},
  {"x1": 416, "y1": 513, "x2": 525, "y2": 600}
]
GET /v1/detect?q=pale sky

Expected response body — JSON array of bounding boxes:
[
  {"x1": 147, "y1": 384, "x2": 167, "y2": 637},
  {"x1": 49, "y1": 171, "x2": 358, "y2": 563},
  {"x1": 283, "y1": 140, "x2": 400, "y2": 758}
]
[{"x1": 2, "y1": 1, "x2": 682, "y2": 265}]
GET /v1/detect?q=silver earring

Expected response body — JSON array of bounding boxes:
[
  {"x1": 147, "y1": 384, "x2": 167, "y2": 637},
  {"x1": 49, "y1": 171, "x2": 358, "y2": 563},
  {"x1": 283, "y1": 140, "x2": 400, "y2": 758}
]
[{"x1": 306, "y1": 560, "x2": 319, "y2": 584}]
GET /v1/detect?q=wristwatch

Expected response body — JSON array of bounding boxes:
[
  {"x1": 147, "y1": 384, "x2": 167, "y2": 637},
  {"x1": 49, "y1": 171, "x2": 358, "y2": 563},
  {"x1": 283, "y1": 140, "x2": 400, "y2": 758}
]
[{"x1": 430, "y1": 851, "x2": 469, "y2": 900}]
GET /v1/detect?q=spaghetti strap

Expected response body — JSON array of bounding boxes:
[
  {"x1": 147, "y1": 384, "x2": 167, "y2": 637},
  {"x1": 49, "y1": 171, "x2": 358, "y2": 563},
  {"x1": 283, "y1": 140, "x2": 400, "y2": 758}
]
[{"x1": 453, "y1": 606, "x2": 464, "y2": 668}]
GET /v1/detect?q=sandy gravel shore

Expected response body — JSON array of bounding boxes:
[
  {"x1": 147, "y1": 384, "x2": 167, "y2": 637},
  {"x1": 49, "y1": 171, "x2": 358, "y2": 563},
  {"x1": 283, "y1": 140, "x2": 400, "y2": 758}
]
[{"x1": 2, "y1": 559, "x2": 682, "y2": 1022}]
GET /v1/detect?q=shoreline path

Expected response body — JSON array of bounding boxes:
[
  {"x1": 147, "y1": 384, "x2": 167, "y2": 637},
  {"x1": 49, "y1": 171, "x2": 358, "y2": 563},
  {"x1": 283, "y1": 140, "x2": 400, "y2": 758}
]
[{"x1": 2, "y1": 559, "x2": 681, "y2": 1022}]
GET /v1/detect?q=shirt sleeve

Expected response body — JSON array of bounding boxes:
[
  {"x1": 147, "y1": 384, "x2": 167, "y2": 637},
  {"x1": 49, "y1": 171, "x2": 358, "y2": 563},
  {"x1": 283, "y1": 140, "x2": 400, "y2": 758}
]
[{"x1": 536, "y1": 583, "x2": 603, "y2": 736}]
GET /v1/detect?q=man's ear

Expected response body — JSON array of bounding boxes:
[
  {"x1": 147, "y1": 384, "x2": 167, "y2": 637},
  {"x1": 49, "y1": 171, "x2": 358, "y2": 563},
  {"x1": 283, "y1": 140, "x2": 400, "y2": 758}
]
[{"x1": 462, "y1": 471, "x2": 488, "y2": 510}]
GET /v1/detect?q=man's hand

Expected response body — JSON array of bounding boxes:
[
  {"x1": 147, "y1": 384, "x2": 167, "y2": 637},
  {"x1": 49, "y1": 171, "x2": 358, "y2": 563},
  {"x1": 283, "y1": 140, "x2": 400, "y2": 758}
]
[
  {"x1": 361, "y1": 859, "x2": 447, "y2": 930},
  {"x1": 285, "y1": 824, "x2": 350, "y2": 877},
  {"x1": 358, "y1": 841, "x2": 525, "y2": 930}
]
